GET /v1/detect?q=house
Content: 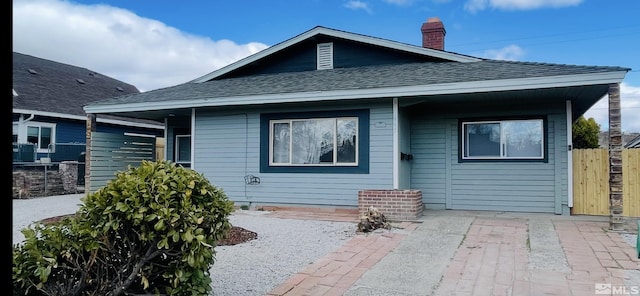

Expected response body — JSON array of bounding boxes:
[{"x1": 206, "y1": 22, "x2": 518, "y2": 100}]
[
  {"x1": 83, "y1": 18, "x2": 630, "y2": 218},
  {"x1": 625, "y1": 134, "x2": 640, "y2": 148},
  {"x1": 598, "y1": 131, "x2": 640, "y2": 148},
  {"x1": 12, "y1": 52, "x2": 164, "y2": 163}
]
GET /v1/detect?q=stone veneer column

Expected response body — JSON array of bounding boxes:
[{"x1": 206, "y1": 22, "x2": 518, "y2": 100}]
[
  {"x1": 608, "y1": 83, "x2": 623, "y2": 231},
  {"x1": 85, "y1": 114, "x2": 96, "y2": 192}
]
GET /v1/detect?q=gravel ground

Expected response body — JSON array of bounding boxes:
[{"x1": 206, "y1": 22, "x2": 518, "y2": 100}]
[
  {"x1": 209, "y1": 211, "x2": 357, "y2": 296},
  {"x1": 14, "y1": 195, "x2": 358, "y2": 295},
  {"x1": 13, "y1": 193, "x2": 86, "y2": 246}
]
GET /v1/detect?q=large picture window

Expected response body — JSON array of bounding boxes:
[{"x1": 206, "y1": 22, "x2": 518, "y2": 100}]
[
  {"x1": 461, "y1": 119, "x2": 545, "y2": 160},
  {"x1": 260, "y1": 109, "x2": 369, "y2": 174},
  {"x1": 270, "y1": 117, "x2": 358, "y2": 166}
]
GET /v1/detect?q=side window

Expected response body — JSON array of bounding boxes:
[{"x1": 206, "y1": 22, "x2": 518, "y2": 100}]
[
  {"x1": 461, "y1": 118, "x2": 545, "y2": 161},
  {"x1": 24, "y1": 123, "x2": 55, "y2": 153},
  {"x1": 175, "y1": 134, "x2": 191, "y2": 167}
]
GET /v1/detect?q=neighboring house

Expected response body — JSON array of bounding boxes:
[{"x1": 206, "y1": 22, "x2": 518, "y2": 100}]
[
  {"x1": 12, "y1": 52, "x2": 164, "y2": 162},
  {"x1": 625, "y1": 134, "x2": 640, "y2": 148},
  {"x1": 84, "y1": 18, "x2": 630, "y2": 215},
  {"x1": 599, "y1": 131, "x2": 640, "y2": 148}
]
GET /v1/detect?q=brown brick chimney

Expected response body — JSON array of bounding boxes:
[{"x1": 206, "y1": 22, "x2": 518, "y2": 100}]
[{"x1": 421, "y1": 17, "x2": 446, "y2": 50}]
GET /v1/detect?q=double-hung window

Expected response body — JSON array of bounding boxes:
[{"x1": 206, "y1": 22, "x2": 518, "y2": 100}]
[
  {"x1": 461, "y1": 119, "x2": 545, "y2": 161},
  {"x1": 270, "y1": 117, "x2": 358, "y2": 166}
]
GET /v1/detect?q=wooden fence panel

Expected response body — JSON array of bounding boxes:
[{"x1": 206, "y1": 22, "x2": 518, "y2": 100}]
[
  {"x1": 572, "y1": 149, "x2": 609, "y2": 216},
  {"x1": 572, "y1": 149, "x2": 640, "y2": 217},
  {"x1": 623, "y1": 149, "x2": 640, "y2": 217}
]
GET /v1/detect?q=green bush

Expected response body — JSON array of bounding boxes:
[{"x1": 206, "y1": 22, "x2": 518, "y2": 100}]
[{"x1": 13, "y1": 160, "x2": 234, "y2": 295}]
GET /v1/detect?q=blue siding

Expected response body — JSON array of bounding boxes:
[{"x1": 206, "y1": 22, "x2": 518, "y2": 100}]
[
  {"x1": 55, "y1": 120, "x2": 87, "y2": 143},
  {"x1": 192, "y1": 101, "x2": 394, "y2": 207},
  {"x1": 410, "y1": 103, "x2": 568, "y2": 213},
  {"x1": 219, "y1": 38, "x2": 438, "y2": 79},
  {"x1": 398, "y1": 108, "x2": 412, "y2": 189},
  {"x1": 411, "y1": 120, "x2": 447, "y2": 207}
]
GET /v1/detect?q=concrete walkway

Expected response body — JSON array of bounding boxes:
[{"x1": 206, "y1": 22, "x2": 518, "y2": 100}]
[{"x1": 267, "y1": 210, "x2": 640, "y2": 296}]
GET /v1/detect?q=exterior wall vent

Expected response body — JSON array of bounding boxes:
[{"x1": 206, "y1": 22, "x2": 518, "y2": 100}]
[{"x1": 317, "y1": 42, "x2": 334, "y2": 70}]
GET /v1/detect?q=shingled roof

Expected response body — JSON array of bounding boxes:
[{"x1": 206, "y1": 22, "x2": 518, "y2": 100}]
[
  {"x1": 83, "y1": 25, "x2": 630, "y2": 123},
  {"x1": 87, "y1": 60, "x2": 629, "y2": 107},
  {"x1": 12, "y1": 52, "x2": 164, "y2": 130},
  {"x1": 12, "y1": 52, "x2": 142, "y2": 116}
]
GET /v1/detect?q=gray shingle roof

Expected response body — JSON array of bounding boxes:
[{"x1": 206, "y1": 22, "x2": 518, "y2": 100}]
[
  {"x1": 88, "y1": 59, "x2": 630, "y2": 107},
  {"x1": 13, "y1": 52, "x2": 140, "y2": 117}
]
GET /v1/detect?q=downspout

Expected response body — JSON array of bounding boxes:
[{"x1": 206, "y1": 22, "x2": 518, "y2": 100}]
[
  {"x1": 18, "y1": 114, "x2": 35, "y2": 143},
  {"x1": 23, "y1": 113, "x2": 35, "y2": 122},
  {"x1": 393, "y1": 98, "x2": 399, "y2": 190},
  {"x1": 566, "y1": 100, "x2": 573, "y2": 208},
  {"x1": 190, "y1": 108, "x2": 196, "y2": 169}
]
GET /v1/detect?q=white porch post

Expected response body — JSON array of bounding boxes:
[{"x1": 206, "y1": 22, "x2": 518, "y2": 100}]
[
  {"x1": 392, "y1": 97, "x2": 399, "y2": 189},
  {"x1": 190, "y1": 108, "x2": 196, "y2": 169},
  {"x1": 566, "y1": 100, "x2": 573, "y2": 208}
]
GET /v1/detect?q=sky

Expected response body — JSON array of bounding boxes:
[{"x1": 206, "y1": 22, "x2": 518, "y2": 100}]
[{"x1": 12, "y1": 0, "x2": 640, "y2": 132}]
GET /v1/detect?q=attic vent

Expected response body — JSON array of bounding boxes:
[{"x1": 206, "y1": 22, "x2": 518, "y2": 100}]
[
  {"x1": 28, "y1": 68, "x2": 38, "y2": 75},
  {"x1": 77, "y1": 79, "x2": 86, "y2": 84},
  {"x1": 116, "y1": 86, "x2": 124, "y2": 92},
  {"x1": 317, "y1": 42, "x2": 334, "y2": 70},
  {"x1": 88, "y1": 72, "x2": 99, "y2": 77}
]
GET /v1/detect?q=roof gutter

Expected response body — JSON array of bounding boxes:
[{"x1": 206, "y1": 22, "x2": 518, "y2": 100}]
[
  {"x1": 85, "y1": 71, "x2": 628, "y2": 114},
  {"x1": 13, "y1": 109, "x2": 164, "y2": 129}
]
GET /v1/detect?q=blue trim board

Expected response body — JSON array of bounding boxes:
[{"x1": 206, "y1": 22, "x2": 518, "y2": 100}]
[{"x1": 260, "y1": 109, "x2": 370, "y2": 174}]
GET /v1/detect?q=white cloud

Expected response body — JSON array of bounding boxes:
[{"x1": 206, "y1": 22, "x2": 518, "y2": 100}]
[
  {"x1": 12, "y1": 0, "x2": 268, "y2": 92},
  {"x1": 344, "y1": 1, "x2": 373, "y2": 13},
  {"x1": 478, "y1": 44, "x2": 525, "y2": 61},
  {"x1": 464, "y1": 0, "x2": 582, "y2": 13},
  {"x1": 583, "y1": 83, "x2": 640, "y2": 133}
]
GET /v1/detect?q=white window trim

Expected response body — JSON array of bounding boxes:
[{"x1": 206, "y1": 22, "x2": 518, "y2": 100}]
[
  {"x1": 16, "y1": 121, "x2": 56, "y2": 153},
  {"x1": 461, "y1": 119, "x2": 544, "y2": 160},
  {"x1": 269, "y1": 116, "x2": 359, "y2": 166},
  {"x1": 175, "y1": 134, "x2": 191, "y2": 164}
]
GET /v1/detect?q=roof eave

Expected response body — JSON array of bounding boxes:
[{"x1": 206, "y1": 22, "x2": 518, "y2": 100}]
[
  {"x1": 13, "y1": 108, "x2": 164, "y2": 129},
  {"x1": 84, "y1": 71, "x2": 628, "y2": 114},
  {"x1": 190, "y1": 27, "x2": 480, "y2": 83}
]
